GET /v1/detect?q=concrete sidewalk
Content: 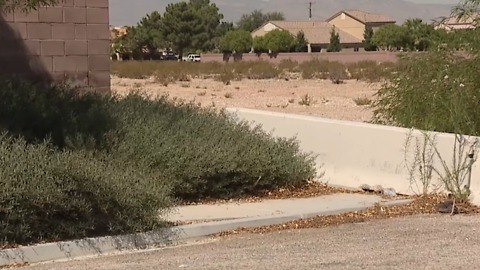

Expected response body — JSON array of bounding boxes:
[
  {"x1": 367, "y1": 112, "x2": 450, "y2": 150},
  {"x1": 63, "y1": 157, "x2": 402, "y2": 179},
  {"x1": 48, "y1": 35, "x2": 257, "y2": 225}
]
[
  {"x1": 0, "y1": 193, "x2": 412, "y2": 268},
  {"x1": 168, "y1": 193, "x2": 385, "y2": 223}
]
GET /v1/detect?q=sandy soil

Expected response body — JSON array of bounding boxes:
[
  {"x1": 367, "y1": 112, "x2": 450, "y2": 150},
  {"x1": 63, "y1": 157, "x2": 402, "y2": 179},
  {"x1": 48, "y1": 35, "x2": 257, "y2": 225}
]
[
  {"x1": 112, "y1": 76, "x2": 380, "y2": 123},
  {"x1": 25, "y1": 215, "x2": 480, "y2": 270}
]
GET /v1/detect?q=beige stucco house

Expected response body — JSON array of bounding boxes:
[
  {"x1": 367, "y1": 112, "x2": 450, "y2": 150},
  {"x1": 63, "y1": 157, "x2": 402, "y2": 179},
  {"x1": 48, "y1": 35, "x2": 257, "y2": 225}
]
[
  {"x1": 435, "y1": 14, "x2": 479, "y2": 31},
  {"x1": 252, "y1": 21, "x2": 362, "y2": 52},
  {"x1": 326, "y1": 10, "x2": 396, "y2": 41},
  {"x1": 251, "y1": 9, "x2": 396, "y2": 52}
]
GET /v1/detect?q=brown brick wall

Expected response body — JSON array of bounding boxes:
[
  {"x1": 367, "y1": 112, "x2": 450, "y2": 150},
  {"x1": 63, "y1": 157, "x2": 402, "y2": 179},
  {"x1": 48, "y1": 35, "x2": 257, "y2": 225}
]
[
  {"x1": 201, "y1": 52, "x2": 403, "y2": 64},
  {"x1": 0, "y1": 0, "x2": 110, "y2": 92}
]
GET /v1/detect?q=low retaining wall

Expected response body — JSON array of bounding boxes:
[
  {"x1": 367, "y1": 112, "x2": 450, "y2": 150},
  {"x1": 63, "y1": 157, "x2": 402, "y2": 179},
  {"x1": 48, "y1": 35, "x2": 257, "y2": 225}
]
[
  {"x1": 201, "y1": 52, "x2": 402, "y2": 64},
  {"x1": 226, "y1": 108, "x2": 480, "y2": 206}
]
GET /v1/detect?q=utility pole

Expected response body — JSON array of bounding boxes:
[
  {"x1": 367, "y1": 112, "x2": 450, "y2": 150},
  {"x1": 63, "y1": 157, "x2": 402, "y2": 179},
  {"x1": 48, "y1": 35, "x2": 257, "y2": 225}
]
[
  {"x1": 308, "y1": 1, "x2": 316, "y2": 21},
  {"x1": 309, "y1": 1, "x2": 312, "y2": 21}
]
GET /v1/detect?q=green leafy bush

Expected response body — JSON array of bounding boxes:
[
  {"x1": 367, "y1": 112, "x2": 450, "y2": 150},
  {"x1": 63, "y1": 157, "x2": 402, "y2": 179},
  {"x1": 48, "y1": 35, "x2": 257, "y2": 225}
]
[
  {"x1": 0, "y1": 134, "x2": 172, "y2": 246},
  {"x1": 108, "y1": 93, "x2": 317, "y2": 200},
  {"x1": 0, "y1": 77, "x2": 116, "y2": 150},
  {"x1": 373, "y1": 51, "x2": 480, "y2": 136}
]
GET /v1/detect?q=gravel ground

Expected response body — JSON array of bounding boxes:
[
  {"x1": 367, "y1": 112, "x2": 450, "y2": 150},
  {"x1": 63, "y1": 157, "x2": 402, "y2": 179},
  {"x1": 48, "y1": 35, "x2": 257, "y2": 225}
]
[
  {"x1": 112, "y1": 76, "x2": 378, "y2": 122},
  {"x1": 24, "y1": 214, "x2": 480, "y2": 270}
]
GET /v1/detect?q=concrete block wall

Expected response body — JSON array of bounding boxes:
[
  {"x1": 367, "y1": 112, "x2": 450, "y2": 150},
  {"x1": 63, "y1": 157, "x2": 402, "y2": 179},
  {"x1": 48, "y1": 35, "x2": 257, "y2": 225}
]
[
  {"x1": 201, "y1": 52, "x2": 403, "y2": 64},
  {"x1": 0, "y1": 0, "x2": 110, "y2": 92},
  {"x1": 227, "y1": 108, "x2": 480, "y2": 207}
]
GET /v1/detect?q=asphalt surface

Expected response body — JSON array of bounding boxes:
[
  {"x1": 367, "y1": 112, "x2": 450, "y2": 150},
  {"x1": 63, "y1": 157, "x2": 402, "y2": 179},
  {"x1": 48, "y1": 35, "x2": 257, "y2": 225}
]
[{"x1": 24, "y1": 214, "x2": 480, "y2": 270}]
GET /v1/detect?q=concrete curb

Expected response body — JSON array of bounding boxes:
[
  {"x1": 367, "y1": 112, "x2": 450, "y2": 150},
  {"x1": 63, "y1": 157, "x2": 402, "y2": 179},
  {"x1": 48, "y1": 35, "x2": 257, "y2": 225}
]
[{"x1": 0, "y1": 199, "x2": 412, "y2": 267}]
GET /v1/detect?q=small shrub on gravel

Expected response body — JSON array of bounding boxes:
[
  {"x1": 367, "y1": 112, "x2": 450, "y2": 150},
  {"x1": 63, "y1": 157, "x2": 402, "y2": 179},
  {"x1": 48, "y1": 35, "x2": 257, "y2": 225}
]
[
  {"x1": 215, "y1": 67, "x2": 235, "y2": 85},
  {"x1": 232, "y1": 61, "x2": 280, "y2": 80},
  {"x1": 328, "y1": 62, "x2": 348, "y2": 84},
  {"x1": 278, "y1": 59, "x2": 299, "y2": 72},
  {"x1": 348, "y1": 61, "x2": 392, "y2": 82},
  {"x1": 154, "y1": 71, "x2": 175, "y2": 86},
  {"x1": 108, "y1": 93, "x2": 317, "y2": 200},
  {"x1": 353, "y1": 96, "x2": 372, "y2": 106},
  {"x1": 299, "y1": 59, "x2": 334, "y2": 80},
  {"x1": 0, "y1": 135, "x2": 172, "y2": 247}
]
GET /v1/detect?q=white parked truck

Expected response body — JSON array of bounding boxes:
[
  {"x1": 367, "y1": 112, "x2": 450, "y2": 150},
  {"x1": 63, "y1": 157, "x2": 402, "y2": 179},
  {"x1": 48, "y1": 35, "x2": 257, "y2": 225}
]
[{"x1": 183, "y1": 54, "x2": 201, "y2": 62}]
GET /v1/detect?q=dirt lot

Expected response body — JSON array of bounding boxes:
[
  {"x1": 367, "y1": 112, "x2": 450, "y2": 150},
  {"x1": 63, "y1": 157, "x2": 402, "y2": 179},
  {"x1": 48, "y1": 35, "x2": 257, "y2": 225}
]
[
  {"x1": 112, "y1": 76, "x2": 379, "y2": 123},
  {"x1": 24, "y1": 215, "x2": 480, "y2": 270}
]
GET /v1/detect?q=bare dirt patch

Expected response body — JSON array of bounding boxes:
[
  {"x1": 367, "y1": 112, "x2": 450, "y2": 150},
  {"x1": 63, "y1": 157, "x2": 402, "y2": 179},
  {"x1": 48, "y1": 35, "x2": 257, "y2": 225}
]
[{"x1": 112, "y1": 76, "x2": 379, "y2": 123}]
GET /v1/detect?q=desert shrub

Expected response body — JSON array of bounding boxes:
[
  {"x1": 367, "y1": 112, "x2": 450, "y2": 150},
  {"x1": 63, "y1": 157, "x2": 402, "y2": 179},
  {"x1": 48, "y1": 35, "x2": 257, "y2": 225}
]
[
  {"x1": 327, "y1": 62, "x2": 348, "y2": 84},
  {"x1": 348, "y1": 61, "x2": 394, "y2": 82},
  {"x1": 299, "y1": 58, "x2": 331, "y2": 79},
  {"x1": 229, "y1": 61, "x2": 280, "y2": 80},
  {"x1": 112, "y1": 61, "x2": 158, "y2": 79},
  {"x1": 278, "y1": 59, "x2": 299, "y2": 72},
  {"x1": 373, "y1": 51, "x2": 480, "y2": 136},
  {"x1": 215, "y1": 67, "x2": 236, "y2": 85},
  {"x1": 108, "y1": 93, "x2": 317, "y2": 200},
  {"x1": 0, "y1": 134, "x2": 172, "y2": 246},
  {"x1": 112, "y1": 61, "x2": 226, "y2": 80},
  {"x1": 298, "y1": 94, "x2": 315, "y2": 106},
  {"x1": 0, "y1": 77, "x2": 116, "y2": 150},
  {"x1": 154, "y1": 71, "x2": 175, "y2": 86},
  {"x1": 353, "y1": 96, "x2": 372, "y2": 106}
]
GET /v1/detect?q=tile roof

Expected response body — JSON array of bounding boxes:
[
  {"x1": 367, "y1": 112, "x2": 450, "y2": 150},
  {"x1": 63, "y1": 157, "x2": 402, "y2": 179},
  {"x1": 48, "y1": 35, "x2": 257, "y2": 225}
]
[
  {"x1": 442, "y1": 13, "x2": 479, "y2": 26},
  {"x1": 328, "y1": 10, "x2": 396, "y2": 23},
  {"x1": 269, "y1": 21, "x2": 362, "y2": 44}
]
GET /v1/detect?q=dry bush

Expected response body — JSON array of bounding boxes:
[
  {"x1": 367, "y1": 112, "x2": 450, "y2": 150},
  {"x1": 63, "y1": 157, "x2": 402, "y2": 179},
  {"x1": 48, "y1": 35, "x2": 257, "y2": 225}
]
[
  {"x1": 353, "y1": 96, "x2": 372, "y2": 106},
  {"x1": 278, "y1": 59, "x2": 299, "y2": 72},
  {"x1": 299, "y1": 59, "x2": 335, "y2": 80},
  {"x1": 327, "y1": 62, "x2": 348, "y2": 84}
]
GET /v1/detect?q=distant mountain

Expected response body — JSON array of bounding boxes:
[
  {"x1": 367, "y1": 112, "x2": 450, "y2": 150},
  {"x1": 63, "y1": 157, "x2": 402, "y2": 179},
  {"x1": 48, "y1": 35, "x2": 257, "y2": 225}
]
[{"x1": 109, "y1": 0, "x2": 456, "y2": 27}]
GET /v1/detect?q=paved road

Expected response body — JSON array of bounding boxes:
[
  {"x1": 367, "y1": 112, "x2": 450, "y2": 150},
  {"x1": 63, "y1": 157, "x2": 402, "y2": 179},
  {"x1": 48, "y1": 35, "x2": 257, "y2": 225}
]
[{"x1": 25, "y1": 214, "x2": 480, "y2": 270}]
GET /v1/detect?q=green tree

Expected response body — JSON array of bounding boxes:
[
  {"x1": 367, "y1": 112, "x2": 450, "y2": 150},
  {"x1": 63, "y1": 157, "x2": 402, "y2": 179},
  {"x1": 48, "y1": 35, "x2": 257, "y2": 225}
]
[
  {"x1": 253, "y1": 36, "x2": 267, "y2": 53},
  {"x1": 327, "y1": 26, "x2": 341, "y2": 52},
  {"x1": 371, "y1": 24, "x2": 412, "y2": 51},
  {"x1": 0, "y1": 0, "x2": 57, "y2": 12},
  {"x1": 263, "y1": 29, "x2": 295, "y2": 53},
  {"x1": 236, "y1": 10, "x2": 285, "y2": 32},
  {"x1": 135, "y1": 11, "x2": 164, "y2": 58},
  {"x1": 403, "y1": 18, "x2": 435, "y2": 51},
  {"x1": 188, "y1": 0, "x2": 224, "y2": 51},
  {"x1": 159, "y1": 0, "x2": 223, "y2": 58},
  {"x1": 294, "y1": 30, "x2": 309, "y2": 52},
  {"x1": 112, "y1": 26, "x2": 144, "y2": 60},
  {"x1": 218, "y1": 30, "x2": 253, "y2": 53},
  {"x1": 363, "y1": 25, "x2": 377, "y2": 51},
  {"x1": 212, "y1": 21, "x2": 235, "y2": 50}
]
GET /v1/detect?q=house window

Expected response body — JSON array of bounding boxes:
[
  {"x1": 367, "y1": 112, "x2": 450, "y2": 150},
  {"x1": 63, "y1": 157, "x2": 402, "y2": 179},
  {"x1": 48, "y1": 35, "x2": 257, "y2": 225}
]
[{"x1": 341, "y1": 13, "x2": 346, "y2": 20}]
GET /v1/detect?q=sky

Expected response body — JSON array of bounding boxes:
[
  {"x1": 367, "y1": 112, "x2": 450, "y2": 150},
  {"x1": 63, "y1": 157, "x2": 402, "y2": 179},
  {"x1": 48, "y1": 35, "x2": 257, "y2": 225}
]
[{"x1": 109, "y1": 0, "x2": 459, "y2": 26}]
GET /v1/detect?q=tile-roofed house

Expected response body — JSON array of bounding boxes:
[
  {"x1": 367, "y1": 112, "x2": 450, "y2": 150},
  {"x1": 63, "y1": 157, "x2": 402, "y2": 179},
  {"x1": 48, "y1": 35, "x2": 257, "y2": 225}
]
[
  {"x1": 252, "y1": 20, "x2": 362, "y2": 52},
  {"x1": 435, "y1": 14, "x2": 479, "y2": 31},
  {"x1": 332, "y1": 10, "x2": 396, "y2": 24},
  {"x1": 326, "y1": 10, "x2": 396, "y2": 41},
  {"x1": 110, "y1": 26, "x2": 128, "y2": 40}
]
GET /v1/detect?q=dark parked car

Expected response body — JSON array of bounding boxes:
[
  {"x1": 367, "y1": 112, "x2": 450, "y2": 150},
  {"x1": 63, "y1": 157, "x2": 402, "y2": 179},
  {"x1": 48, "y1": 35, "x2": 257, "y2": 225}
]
[{"x1": 160, "y1": 52, "x2": 179, "y2": 61}]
